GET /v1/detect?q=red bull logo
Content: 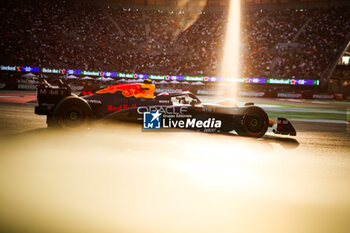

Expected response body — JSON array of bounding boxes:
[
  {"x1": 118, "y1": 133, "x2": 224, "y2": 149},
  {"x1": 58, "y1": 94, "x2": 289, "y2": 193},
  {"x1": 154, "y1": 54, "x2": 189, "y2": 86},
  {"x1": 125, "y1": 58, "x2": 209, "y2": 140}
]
[
  {"x1": 96, "y1": 83, "x2": 155, "y2": 98},
  {"x1": 108, "y1": 104, "x2": 137, "y2": 112}
]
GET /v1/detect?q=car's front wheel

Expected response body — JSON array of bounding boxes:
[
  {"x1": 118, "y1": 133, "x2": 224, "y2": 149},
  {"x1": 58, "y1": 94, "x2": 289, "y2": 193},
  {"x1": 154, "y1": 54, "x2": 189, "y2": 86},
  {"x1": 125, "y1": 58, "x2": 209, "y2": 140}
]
[{"x1": 235, "y1": 106, "x2": 269, "y2": 138}]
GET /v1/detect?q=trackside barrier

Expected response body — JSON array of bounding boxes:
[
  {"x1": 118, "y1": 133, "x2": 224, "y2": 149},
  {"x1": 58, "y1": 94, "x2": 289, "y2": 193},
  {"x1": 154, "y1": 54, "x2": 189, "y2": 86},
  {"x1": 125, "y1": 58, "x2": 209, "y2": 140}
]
[
  {"x1": 312, "y1": 94, "x2": 334, "y2": 100},
  {"x1": 277, "y1": 93, "x2": 302, "y2": 99}
]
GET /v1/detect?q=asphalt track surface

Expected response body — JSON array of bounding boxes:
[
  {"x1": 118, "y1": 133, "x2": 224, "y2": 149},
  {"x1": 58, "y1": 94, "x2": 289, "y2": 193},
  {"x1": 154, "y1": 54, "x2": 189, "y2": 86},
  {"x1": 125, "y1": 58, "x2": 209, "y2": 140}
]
[{"x1": 0, "y1": 100, "x2": 350, "y2": 233}]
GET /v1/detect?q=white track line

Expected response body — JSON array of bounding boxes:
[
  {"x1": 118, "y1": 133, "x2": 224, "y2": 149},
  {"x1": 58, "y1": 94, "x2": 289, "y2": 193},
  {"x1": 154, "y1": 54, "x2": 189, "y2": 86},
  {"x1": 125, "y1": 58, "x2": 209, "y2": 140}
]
[
  {"x1": 0, "y1": 96, "x2": 21, "y2": 98},
  {"x1": 290, "y1": 119, "x2": 350, "y2": 124},
  {"x1": 264, "y1": 107, "x2": 344, "y2": 114}
]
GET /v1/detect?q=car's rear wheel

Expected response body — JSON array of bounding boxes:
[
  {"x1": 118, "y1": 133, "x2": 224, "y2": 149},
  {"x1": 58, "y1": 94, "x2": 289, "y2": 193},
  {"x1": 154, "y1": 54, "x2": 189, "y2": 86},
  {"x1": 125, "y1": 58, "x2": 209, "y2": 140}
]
[
  {"x1": 235, "y1": 106, "x2": 268, "y2": 138},
  {"x1": 54, "y1": 97, "x2": 92, "y2": 129}
]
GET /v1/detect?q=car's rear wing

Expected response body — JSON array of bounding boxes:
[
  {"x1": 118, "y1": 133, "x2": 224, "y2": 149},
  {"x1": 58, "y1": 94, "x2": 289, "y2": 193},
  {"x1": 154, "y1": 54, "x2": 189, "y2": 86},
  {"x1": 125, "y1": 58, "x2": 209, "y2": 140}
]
[
  {"x1": 35, "y1": 80, "x2": 72, "y2": 115},
  {"x1": 37, "y1": 80, "x2": 71, "y2": 103}
]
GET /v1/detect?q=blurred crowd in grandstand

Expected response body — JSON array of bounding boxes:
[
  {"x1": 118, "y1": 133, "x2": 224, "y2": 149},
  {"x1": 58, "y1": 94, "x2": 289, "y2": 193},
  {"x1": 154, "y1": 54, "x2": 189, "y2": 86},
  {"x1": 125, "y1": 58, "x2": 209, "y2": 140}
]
[{"x1": 0, "y1": 0, "x2": 349, "y2": 82}]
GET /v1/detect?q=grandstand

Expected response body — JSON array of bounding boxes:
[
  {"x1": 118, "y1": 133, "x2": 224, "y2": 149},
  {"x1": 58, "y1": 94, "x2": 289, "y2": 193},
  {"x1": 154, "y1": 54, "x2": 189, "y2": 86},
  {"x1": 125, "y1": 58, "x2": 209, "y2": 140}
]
[
  {"x1": 329, "y1": 44, "x2": 350, "y2": 97},
  {"x1": 0, "y1": 0, "x2": 349, "y2": 98}
]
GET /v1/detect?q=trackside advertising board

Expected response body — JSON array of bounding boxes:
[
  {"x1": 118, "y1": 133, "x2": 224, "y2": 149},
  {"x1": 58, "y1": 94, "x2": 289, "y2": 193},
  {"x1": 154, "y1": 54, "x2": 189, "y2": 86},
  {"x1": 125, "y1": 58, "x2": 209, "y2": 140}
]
[{"x1": 0, "y1": 64, "x2": 320, "y2": 86}]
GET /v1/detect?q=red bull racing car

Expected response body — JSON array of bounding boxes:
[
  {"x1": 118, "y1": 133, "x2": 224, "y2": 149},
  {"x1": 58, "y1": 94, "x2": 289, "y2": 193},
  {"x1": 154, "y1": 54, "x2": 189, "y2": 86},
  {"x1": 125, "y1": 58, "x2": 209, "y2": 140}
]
[{"x1": 35, "y1": 80, "x2": 296, "y2": 138}]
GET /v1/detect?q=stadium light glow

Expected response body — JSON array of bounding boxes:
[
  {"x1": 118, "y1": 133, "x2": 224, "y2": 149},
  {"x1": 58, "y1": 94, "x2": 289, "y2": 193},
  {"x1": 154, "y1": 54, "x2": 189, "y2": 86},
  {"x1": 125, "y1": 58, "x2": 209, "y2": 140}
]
[{"x1": 220, "y1": 0, "x2": 241, "y2": 100}]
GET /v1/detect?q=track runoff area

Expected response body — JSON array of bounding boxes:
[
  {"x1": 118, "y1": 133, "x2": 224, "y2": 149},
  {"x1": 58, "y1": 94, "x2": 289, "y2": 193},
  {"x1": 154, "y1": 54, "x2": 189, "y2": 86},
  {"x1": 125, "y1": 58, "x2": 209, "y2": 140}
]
[{"x1": 0, "y1": 91, "x2": 350, "y2": 233}]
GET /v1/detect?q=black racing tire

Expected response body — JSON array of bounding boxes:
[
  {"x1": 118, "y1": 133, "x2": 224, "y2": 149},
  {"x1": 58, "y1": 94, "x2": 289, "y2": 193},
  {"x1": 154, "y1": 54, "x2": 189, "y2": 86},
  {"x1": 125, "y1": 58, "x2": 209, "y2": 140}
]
[
  {"x1": 53, "y1": 96, "x2": 92, "y2": 129},
  {"x1": 235, "y1": 106, "x2": 269, "y2": 138}
]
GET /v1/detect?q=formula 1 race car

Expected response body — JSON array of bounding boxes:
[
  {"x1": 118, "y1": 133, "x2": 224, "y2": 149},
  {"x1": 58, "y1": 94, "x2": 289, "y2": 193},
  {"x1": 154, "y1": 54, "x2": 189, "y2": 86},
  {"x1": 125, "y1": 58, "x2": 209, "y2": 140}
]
[{"x1": 35, "y1": 80, "x2": 296, "y2": 138}]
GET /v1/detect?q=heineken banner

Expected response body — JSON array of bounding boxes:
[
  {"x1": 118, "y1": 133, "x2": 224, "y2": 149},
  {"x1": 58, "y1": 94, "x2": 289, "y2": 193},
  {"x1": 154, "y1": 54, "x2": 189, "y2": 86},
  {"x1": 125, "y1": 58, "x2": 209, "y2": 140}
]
[{"x1": 0, "y1": 64, "x2": 320, "y2": 85}]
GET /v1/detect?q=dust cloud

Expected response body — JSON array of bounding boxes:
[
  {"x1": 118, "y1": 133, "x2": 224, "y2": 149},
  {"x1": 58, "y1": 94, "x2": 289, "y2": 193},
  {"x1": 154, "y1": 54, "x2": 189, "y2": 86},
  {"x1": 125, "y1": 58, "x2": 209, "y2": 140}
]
[{"x1": 0, "y1": 123, "x2": 350, "y2": 233}]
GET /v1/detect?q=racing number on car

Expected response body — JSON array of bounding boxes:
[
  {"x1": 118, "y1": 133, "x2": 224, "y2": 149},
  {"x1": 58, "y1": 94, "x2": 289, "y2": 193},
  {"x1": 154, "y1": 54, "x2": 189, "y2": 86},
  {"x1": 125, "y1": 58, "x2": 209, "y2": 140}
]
[{"x1": 202, "y1": 107, "x2": 216, "y2": 112}]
